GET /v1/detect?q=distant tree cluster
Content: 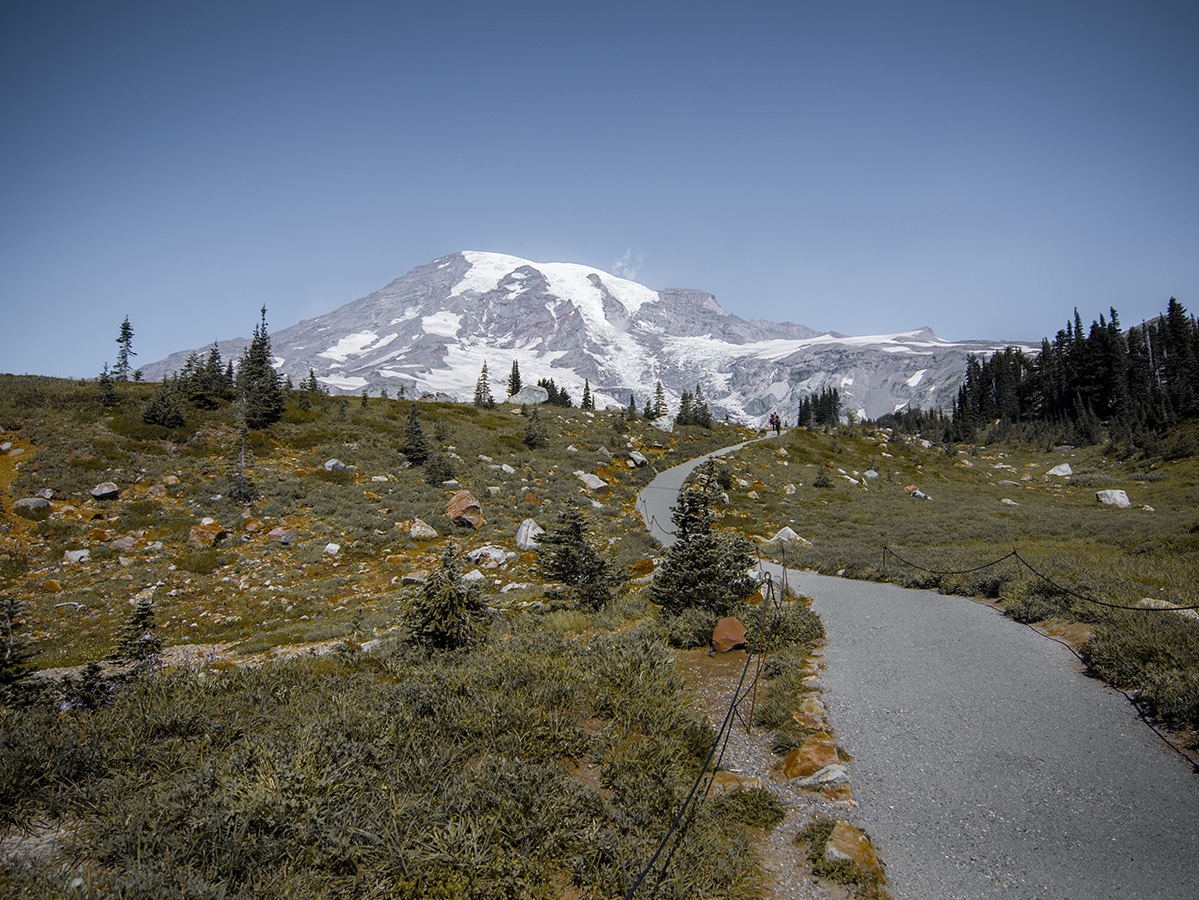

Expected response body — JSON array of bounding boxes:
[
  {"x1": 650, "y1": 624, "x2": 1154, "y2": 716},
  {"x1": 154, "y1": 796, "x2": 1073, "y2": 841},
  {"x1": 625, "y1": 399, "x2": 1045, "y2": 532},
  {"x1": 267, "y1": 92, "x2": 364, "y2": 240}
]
[
  {"x1": 537, "y1": 377, "x2": 573, "y2": 407},
  {"x1": 675, "y1": 384, "x2": 712, "y2": 428},
  {"x1": 797, "y1": 387, "x2": 841, "y2": 428},
  {"x1": 644, "y1": 381, "x2": 668, "y2": 420},
  {"x1": 949, "y1": 299, "x2": 1199, "y2": 445}
]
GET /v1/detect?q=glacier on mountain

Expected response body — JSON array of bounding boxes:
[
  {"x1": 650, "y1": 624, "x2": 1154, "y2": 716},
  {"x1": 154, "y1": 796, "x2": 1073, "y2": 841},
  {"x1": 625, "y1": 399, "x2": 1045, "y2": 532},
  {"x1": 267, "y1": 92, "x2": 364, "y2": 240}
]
[{"x1": 143, "y1": 250, "x2": 1036, "y2": 424}]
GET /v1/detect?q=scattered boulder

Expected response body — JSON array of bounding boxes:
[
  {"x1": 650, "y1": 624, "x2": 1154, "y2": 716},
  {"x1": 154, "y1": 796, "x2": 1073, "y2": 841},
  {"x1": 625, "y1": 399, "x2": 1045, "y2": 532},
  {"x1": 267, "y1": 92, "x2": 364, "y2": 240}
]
[
  {"x1": 1096, "y1": 489, "x2": 1131, "y2": 508},
  {"x1": 1047, "y1": 463, "x2": 1073, "y2": 477},
  {"x1": 629, "y1": 450, "x2": 649, "y2": 468},
  {"x1": 863, "y1": 469, "x2": 879, "y2": 480},
  {"x1": 63, "y1": 549, "x2": 90, "y2": 564},
  {"x1": 401, "y1": 570, "x2": 427, "y2": 585},
  {"x1": 767, "y1": 526, "x2": 812, "y2": 546},
  {"x1": 13, "y1": 497, "x2": 51, "y2": 520},
  {"x1": 506, "y1": 385, "x2": 550, "y2": 405},
  {"x1": 783, "y1": 483, "x2": 797, "y2": 494},
  {"x1": 711, "y1": 617, "x2": 748, "y2": 653},
  {"x1": 447, "y1": 490, "x2": 485, "y2": 529},
  {"x1": 910, "y1": 489, "x2": 931, "y2": 500},
  {"x1": 188, "y1": 520, "x2": 228, "y2": 546},
  {"x1": 409, "y1": 518, "x2": 439, "y2": 541},
  {"x1": 324, "y1": 542, "x2": 341, "y2": 555},
  {"x1": 36, "y1": 488, "x2": 53, "y2": 499},
  {"x1": 268, "y1": 527, "x2": 298, "y2": 544},
  {"x1": 324, "y1": 459, "x2": 347, "y2": 472},
  {"x1": 109, "y1": 536, "x2": 137, "y2": 552},
  {"x1": 746, "y1": 490, "x2": 759, "y2": 500},
  {"x1": 783, "y1": 732, "x2": 839, "y2": 779},
  {"x1": 823, "y1": 820, "x2": 881, "y2": 874},
  {"x1": 462, "y1": 569, "x2": 486, "y2": 582},
  {"x1": 707, "y1": 771, "x2": 764, "y2": 795},
  {"x1": 796, "y1": 763, "x2": 850, "y2": 788},
  {"x1": 576, "y1": 472, "x2": 610, "y2": 496},
  {"x1": 516, "y1": 518, "x2": 545, "y2": 550},
  {"x1": 467, "y1": 545, "x2": 511, "y2": 568},
  {"x1": 90, "y1": 482, "x2": 120, "y2": 501},
  {"x1": 1000, "y1": 498, "x2": 1018, "y2": 506},
  {"x1": 501, "y1": 463, "x2": 516, "y2": 474}
]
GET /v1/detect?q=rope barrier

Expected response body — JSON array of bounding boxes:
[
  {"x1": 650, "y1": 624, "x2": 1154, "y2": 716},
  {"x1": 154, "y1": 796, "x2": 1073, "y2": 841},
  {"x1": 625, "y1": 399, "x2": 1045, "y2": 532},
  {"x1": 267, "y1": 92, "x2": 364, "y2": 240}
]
[
  {"x1": 883, "y1": 545, "x2": 1199, "y2": 612},
  {"x1": 624, "y1": 565, "x2": 779, "y2": 899}
]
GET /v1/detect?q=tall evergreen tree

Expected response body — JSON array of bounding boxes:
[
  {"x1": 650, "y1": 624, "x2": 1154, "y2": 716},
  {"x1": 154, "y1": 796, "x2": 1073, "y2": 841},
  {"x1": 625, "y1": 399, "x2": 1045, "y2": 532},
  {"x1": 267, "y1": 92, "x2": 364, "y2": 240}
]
[
  {"x1": 115, "y1": 315, "x2": 136, "y2": 381},
  {"x1": 403, "y1": 404, "x2": 429, "y2": 464},
  {"x1": 473, "y1": 362, "x2": 495, "y2": 408},
  {"x1": 236, "y1": 306, "x2": 285, "y2": 428},
  {"x1": 693, "y1": 383, "x2": 712, "y2": 428},
  {"x1": 649, "y1": 461, "x2": 757, "y2": 616},
  {"x1": 652, "y1": 381, "x2": 671, "y2": 421},
  {"x1": 580, "y1": 379, "x2": 594, "y2": 410},
  {"x1": 507, "y1": 360, "x2": 523, "y2": 397}
]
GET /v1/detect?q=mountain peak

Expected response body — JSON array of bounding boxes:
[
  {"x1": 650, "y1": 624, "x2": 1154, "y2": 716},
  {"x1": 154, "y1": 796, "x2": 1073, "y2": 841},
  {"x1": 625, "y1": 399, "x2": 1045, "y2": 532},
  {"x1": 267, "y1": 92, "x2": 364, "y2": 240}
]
[{"x1": 144, "y1": 252, "x2": 1035, "y2": 422}]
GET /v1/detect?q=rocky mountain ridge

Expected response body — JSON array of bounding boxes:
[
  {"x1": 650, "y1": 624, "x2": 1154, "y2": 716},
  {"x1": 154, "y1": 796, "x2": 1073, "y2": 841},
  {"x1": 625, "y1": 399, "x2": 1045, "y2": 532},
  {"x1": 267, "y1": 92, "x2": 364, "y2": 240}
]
[{"x1": 145, "y1": 250, "x2": 1036, "y2": 423}]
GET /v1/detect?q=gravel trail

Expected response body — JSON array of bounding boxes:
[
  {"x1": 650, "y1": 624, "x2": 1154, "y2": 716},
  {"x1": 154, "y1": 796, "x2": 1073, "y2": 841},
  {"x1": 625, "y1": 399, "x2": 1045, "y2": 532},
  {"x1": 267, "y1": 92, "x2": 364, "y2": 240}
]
[{"x1": 772, "y1": 566, "x2": 1199, "y2": 899}]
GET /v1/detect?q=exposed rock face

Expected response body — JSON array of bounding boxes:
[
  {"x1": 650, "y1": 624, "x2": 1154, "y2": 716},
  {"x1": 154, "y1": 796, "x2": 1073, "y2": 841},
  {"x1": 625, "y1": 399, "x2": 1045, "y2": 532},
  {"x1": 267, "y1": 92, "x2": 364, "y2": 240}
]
[
  {"x1": 447, "y1": 490, "x2": 484, "y2": 529},
  {"x1": 144, "y1": 251, "x2": 1037, "y2": 422},
  {"x1": 1096, "y1": 489, "x2": 1131, "y2": 507}
]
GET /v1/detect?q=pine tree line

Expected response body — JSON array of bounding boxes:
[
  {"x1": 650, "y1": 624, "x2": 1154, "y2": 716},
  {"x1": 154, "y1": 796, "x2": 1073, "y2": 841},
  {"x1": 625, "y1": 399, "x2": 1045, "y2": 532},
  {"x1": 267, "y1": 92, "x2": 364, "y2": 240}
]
[
  {"x1": 797, "y1": 387, "x2": 841, "y2": 428},
  {"x1": 948, "y1": 298, "x2": 1199, "y2": 444}
]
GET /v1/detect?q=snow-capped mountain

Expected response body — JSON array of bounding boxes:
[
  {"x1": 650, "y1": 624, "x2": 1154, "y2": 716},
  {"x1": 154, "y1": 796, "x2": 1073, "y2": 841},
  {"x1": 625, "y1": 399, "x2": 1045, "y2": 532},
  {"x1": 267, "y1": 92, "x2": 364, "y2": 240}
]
[{"x1": 145, "y1": 251, "x2": 1035, "y2": 423}]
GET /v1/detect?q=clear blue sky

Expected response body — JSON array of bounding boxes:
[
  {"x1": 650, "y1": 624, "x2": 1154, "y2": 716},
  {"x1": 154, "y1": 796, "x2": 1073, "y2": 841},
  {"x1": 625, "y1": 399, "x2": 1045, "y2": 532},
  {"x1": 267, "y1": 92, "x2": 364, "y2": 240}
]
[{"x1": 2, "y1": 0, "x2": 1196, "y2": 378}]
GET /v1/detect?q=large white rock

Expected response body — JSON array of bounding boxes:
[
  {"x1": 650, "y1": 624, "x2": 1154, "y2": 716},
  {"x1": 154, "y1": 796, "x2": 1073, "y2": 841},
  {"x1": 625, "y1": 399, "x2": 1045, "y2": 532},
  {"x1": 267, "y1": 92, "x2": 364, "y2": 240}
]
[
  {"x1": 1047, "y1": 463, "x2": 1073, "y2": 477},
  {"x1": 467, "y1": 544, "x2": 511, "y2": 568},
  {"x1": 1096, "y1": 489, "x2": 1131, "y2": 508},
  {"x1": 505, "y1": 385, "x2": 550, "y2": 405},
  {"x1": 516, "y1": 518, "x2": 545, "y2": 550},
  {"x1": 576, "y1": 472, "x2": 610, "y2": 495},
  {"x1": 767, "y1": 526, "x2": 812, "y2": 546},
  {"x1": 410, "y1": 518, "x2": 439, "y2": 540}
]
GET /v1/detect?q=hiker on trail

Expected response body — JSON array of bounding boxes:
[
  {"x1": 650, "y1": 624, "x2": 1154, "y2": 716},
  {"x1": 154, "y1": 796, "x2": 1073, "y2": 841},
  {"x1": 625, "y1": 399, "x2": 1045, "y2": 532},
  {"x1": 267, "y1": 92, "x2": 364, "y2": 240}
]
[{"x1": 769, "y1": 412, "x2": 781, "y2": 435}]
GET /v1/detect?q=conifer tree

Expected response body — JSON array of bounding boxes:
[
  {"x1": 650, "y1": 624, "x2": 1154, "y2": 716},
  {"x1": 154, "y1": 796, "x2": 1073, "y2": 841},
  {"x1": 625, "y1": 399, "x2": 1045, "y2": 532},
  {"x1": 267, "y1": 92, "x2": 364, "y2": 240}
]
[
  {"x1": 1, "y1": 597, "x2": 35, "y2": 708},
  {"x1": 97, "y1": 363, "x2": 117, "y2": 407},
  {"x1": 115, "y1": 315, "x2": 136, "y2": 381},
  {"x1": 536, "y1": 507, "x2": 618, "y2": 609},
  {"x1": 676, "y1": 389, "x2": 695, "y2": 425},
  {"x1": 474, "y1": 362, "x2": 495, "y2": 408},
  {"x1": 649, "y1": 461, "x2": 758, "y2": 616},
  {"x1": 523, "y1": 406, "x2": 548, "y2": 449},
  {"x1": 627, "y1": 393, "x2": 637, "y2": 417},
  {"x1": 408, "y1": 544, "x2": 486, "y2": 650},
  {"x1": 580, "y1": 379, "x2": 594, "y2": 411},
  {"x1": 112, "y1": 595, "x2": 162, "y2": 672},
  {"x1": 653, "y1": 381, "x2": 669, "y2": 419},
  {"x1": 507, "y1": 359, "x2": 523, "y2": 396},
  {"x1": 141, "y1": 380, "x2": 186, "y2": 428},
  {"x1": 403, "y1": 404, "x2": 429, "y2": 464},
  {"x1": 236, "y1": 306, "x2": 284, "y2": 428},
  {"x1": 693, "y1": 383, "x2": 712, "y2": 428}
]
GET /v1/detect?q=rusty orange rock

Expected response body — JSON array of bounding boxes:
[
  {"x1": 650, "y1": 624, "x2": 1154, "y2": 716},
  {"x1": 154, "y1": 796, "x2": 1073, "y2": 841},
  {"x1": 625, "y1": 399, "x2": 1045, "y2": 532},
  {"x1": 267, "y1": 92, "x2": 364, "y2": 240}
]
[
  {"x1": 824, "y1": 819, "x2": 880, "y2": 873},
  {"x1": 711, "y1": 616, "x2": 747, "y2": 653},
  {"x1": 447, "y1": 490, "x2": 485, "y2": 529},
  {"x1": 783, "y1": 732, "x2": 839, "y2": 779},
  {"x1": 188, "y1": 521, "x2": 227, "y2": 547}
]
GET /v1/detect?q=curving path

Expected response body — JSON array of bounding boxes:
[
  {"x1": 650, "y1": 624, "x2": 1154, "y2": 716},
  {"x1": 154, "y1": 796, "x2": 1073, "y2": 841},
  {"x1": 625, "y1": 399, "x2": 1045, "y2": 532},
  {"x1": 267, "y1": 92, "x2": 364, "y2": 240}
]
[{"x1": 639, "y1": 444, "x2": 1199, "y2": 899}]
